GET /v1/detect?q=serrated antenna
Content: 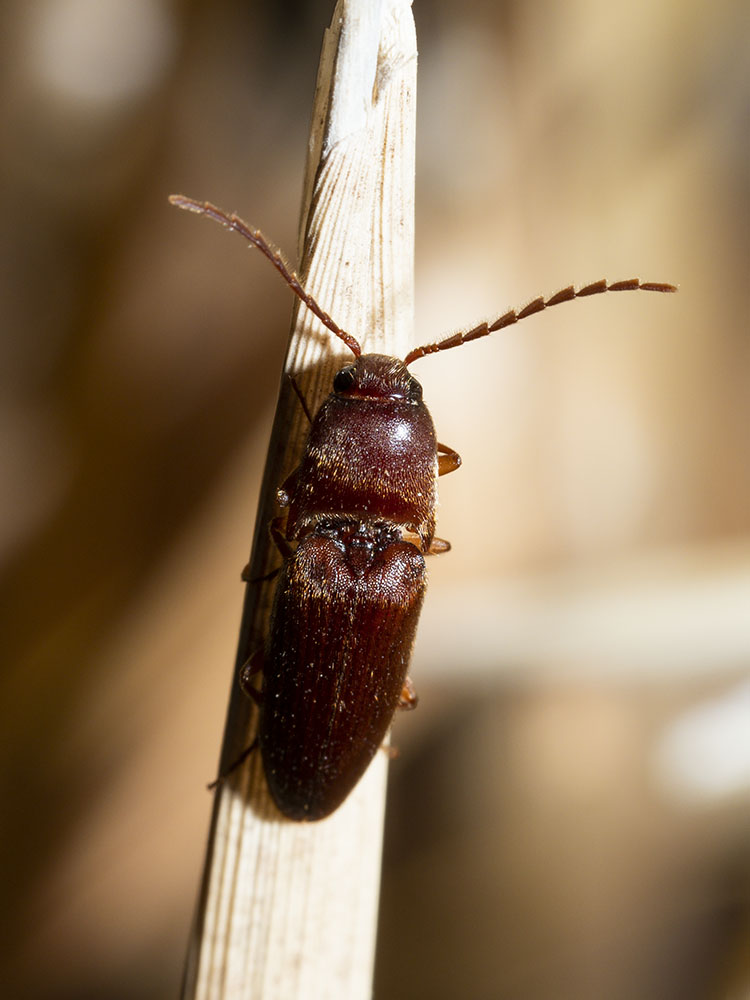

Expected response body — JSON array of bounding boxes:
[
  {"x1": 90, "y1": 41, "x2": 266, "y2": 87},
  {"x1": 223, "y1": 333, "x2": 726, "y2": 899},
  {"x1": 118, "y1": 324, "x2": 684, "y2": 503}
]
[
  {"x1": 403, "y1": 278, "x2": 677, "y2": 366},
  {"x1": 169, "y1": 195, "x2": 362, "y2": 358}
]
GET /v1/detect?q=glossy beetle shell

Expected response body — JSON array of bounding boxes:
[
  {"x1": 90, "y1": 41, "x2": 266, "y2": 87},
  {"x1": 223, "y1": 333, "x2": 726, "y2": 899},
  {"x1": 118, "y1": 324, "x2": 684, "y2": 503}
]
[
  {"x1": 261, "y1": 519, "x2": 426, "y2": 820},
  {"x1": 283, "y1": 355, "x2": 438, "y2": 549}
]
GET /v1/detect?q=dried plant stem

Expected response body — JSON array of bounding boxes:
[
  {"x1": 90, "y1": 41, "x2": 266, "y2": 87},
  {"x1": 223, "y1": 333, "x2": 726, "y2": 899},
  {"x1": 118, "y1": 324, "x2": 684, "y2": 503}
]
[{"x1": 181, "y1": 2, "x2": 416, "y2": 998}]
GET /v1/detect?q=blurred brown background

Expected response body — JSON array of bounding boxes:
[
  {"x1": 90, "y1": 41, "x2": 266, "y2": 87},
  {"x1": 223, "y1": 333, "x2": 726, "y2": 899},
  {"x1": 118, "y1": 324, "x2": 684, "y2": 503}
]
[{"x1": 1, "y1": 1, "x2": 748, "y2": 998}]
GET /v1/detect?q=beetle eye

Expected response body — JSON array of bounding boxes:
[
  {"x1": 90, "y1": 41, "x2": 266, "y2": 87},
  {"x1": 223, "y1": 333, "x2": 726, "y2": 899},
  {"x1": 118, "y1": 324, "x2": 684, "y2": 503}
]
[
  {"x1": 333, "y1": 365, "x2": 357, "y2": 393},
  {"x1": 407, "y1": 376, "x2": 423, "y2": 403}
]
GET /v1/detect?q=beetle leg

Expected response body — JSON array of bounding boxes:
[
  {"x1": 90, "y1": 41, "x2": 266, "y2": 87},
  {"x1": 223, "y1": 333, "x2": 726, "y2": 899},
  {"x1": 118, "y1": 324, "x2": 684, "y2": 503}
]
[
  {"x1": 208, "y1": 736, "x2": 259, "y2": 790},
  {"x1": 269, "y1": 515, "x2": 294, "y2": 559},
  {"x1": 375, "y1": 676, "x2": 421, "y2": 757},
  {"x1": 241, "y1": 564, "x2": 281, "y2": 584},
  {"x1": 401, "y1": 529, "x2": 450, "y2": 555},
  {"x1": 207, "y1": 650, "x2": 265, "y2": 788},
  {"x1": 437, "y1": 442, "x2": 462, "y2": 477},
  {"x1": 239, "y1": 647, "x2": 264, "y2": 705},
  {"x1": 276, "y1": 468, "x2": 299, "y2": 508},
  {"x1": 427, "y1": 536, "x2": 451, "y2": 555},
  {"x1": 242, "y1": 517, "x2": 292, "y2": 581},
  {"x1": 288, "y1": 373, "x2": 314, "y2": 425},
  {"x1": 398, "y1": 676, "x2": 418, "y2": 711}
]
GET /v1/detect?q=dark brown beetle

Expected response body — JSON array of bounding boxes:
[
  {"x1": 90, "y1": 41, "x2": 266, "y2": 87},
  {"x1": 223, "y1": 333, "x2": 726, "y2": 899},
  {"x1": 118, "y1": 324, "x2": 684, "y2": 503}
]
[
  {"x1": 170, "y1": 194, "x2": 675, "y2": 820},
  {"x1": 254, "y1": 353, "x2": 458, "y2": 820}
]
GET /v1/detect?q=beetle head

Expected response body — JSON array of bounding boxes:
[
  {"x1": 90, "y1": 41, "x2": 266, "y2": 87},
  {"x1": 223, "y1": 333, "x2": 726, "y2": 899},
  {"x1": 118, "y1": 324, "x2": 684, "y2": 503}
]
[{"x1": 333, "y1": 354, "x2": 423, "y2": 404}]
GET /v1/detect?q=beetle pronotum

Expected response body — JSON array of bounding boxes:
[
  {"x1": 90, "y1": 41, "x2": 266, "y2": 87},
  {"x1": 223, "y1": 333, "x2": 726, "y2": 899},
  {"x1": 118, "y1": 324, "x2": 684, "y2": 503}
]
[{"x1": 170, "y1": 193, "x2": 675, "y2": 820}]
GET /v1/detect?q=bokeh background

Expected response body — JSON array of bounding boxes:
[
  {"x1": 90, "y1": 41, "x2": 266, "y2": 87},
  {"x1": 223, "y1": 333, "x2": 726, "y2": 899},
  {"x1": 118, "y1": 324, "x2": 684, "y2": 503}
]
[{"x1": 1, "y1": 1, "x2": 748, "y2": 998}]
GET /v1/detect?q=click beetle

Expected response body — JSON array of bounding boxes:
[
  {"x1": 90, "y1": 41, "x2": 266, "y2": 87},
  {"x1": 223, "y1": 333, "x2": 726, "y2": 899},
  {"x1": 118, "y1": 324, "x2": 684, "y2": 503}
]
[{"x1": 170, "y1": 194, "x2": 675, "y2": 820}]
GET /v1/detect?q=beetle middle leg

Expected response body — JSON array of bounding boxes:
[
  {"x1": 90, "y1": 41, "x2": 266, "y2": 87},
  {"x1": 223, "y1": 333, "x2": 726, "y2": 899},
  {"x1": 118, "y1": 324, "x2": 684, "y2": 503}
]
[
  {"x1": 428, "y1": 442, "x2": 459, "y2": 555},
  {"x1": 241, "y1": 564, "x2": 281, "y2": 584},
  {"x1": 428, "y1": 537, "x2": 451, "y2": 555},
  {"x1": 401, "y1": 531, "x2": 451, "y2": 554},
  {"x1": 241, "y1": 516, "x2": 293, "y2": 582},
  {"x1": 239, "y1": 647, "x2": 264, "y2": 706},
  {"x1": 398, "y1": 676, "x2": 418, "y2": 710},
  {"x1": 382, "y1": 681, "x2": 418, "y2": 759}
]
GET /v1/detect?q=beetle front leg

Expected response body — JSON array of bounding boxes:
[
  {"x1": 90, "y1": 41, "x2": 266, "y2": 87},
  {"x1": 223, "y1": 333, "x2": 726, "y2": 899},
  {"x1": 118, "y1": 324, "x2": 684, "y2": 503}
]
[
  {"x1": 437, "y1": 442, "x2": 461, "y2": 477},
  {"x1": 276, "y1": 467, "x2": 299, "y2": 508},
  {"x1": 288, "y1": 374, "x2": 314, "y2": 425}
]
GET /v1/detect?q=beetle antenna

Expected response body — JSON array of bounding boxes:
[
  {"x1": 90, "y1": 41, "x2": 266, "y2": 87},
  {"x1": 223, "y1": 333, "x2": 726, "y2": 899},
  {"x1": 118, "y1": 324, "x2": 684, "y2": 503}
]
[
  {"x1": 403, "y1": 278, "x2": 677, "y2": 366},
  {"x1": 169, "y1": 195, "x2": 362, "y2": 358}
]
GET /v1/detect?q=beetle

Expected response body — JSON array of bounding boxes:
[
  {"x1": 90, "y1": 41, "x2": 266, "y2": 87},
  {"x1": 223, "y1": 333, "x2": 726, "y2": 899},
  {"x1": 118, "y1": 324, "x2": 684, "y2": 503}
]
[{"x1": 170, "y1": 193, "x2": 675, "y2": 820}]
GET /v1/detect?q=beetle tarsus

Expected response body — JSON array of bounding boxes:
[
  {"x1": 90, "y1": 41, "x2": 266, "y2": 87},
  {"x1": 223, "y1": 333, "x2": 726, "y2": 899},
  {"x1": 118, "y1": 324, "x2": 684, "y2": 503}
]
[{"x1": 208, "y1": 736, "x2": 259, "y2": 791}]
